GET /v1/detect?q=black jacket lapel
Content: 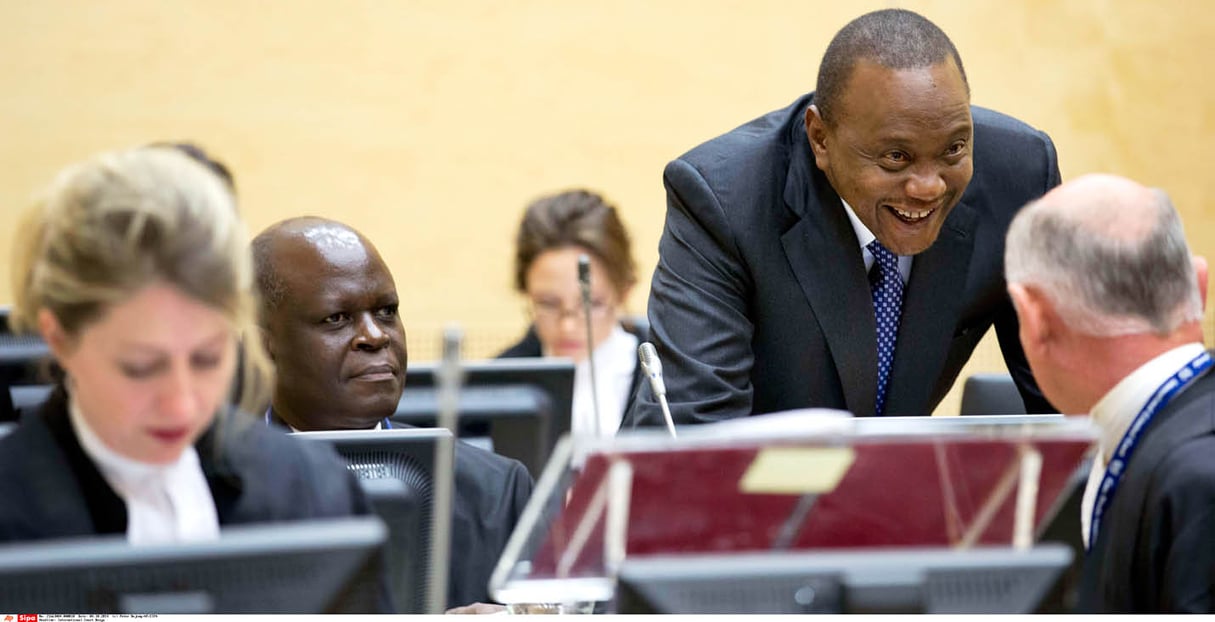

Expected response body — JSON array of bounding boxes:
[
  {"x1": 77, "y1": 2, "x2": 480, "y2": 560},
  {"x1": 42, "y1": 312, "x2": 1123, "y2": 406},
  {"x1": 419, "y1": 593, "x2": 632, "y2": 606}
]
[
  {"x1": 41, "y1": 386, "x2": 128, "y2": 535},
  {"x1": 780, "y1": 120, "x2": 877, "y2": 417}
]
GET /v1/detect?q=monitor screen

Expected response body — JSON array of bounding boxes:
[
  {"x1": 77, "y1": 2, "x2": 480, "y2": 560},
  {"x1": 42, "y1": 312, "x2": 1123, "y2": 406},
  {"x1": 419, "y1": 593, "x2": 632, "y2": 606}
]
[
  {"x1": 615, "y1": 544, "x2": 1073, "y2": 614},
  {"x1": 398, "y1": 358, "x2": 575, "y2": 477},
  {"x1": 0, "y1": 516, "x2": 386, "y2": 613},
  {"x1": 294, "y1": 428, "x2": 452, "y2": 614},
  {"x1": 0, "y1": 311, "x2": 51, "y2": 422}
]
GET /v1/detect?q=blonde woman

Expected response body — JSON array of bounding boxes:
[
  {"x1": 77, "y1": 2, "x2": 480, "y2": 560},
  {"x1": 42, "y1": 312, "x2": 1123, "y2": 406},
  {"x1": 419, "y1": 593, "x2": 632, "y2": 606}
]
[{"x1": 0, "y1": 146, "x2": 370, "y2": 544}]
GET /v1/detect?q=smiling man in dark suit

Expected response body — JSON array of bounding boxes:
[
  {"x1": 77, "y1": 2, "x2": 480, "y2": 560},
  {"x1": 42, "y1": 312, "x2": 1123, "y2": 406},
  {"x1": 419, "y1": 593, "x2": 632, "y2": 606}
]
[{"x1": 624, "y1": 8, "x2": 1059, "y2": 426}]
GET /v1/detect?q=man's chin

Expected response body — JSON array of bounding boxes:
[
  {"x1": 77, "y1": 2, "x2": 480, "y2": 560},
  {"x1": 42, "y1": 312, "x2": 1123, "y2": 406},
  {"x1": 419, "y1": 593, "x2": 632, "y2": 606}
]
[{"x1": 878, "y1": 217, "x2": 947, "y2": 255}]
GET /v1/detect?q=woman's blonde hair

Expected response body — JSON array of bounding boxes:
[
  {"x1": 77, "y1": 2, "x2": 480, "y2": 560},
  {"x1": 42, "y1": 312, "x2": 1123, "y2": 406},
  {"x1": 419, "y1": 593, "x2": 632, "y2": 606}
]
[{"x1": 9, "y1": 145, "x2": 273, "y2": 414}]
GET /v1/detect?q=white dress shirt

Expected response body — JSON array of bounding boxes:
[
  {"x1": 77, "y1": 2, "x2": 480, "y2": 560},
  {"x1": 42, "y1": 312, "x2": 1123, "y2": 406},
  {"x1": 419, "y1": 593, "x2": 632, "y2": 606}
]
[
  {"x1": 69, "y1": 396, "x2": 221, "y2": 545},
  {"x1": 1080, "y1": 342, "x2": 1207, "y2": 547},
  {"x1": 842, "y1": 199, "x2": 912, "y2": 284},
  {"x1": 565, "y1": 324, "x2": 639, "y2": 438}
]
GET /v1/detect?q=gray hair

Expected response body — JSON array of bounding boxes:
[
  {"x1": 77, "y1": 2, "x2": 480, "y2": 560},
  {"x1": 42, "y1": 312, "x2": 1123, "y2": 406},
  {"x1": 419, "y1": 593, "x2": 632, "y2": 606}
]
[{"x1": 1005, "y1": 187, "x2": 1201, "y2": 336}]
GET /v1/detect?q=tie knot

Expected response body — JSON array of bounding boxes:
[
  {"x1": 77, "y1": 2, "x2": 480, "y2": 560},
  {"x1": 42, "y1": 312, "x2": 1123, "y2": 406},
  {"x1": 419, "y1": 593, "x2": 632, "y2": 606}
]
[{"x1": 867, "y1": 240, "x2": 898, "y2": 269}]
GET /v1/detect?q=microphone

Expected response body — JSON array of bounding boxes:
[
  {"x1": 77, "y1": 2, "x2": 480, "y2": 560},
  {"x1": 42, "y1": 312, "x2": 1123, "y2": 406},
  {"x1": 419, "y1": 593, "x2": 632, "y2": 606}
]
[
  {"x1": 577, "y1": 254, "x2": 603, "y2": 438},
  {"x1": 638, "y1": 342, "x2": 677, "y2": 438}
]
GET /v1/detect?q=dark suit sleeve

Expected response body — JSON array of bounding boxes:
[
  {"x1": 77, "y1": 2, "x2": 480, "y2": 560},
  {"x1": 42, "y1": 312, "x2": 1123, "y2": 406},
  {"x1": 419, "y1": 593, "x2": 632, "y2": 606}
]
[
  {"x1": 994, "y1": 130, "x2": 1060, "y2": 414},
  {"x1": 623, "y1": 159, "x2": 757, "y2": 427}
]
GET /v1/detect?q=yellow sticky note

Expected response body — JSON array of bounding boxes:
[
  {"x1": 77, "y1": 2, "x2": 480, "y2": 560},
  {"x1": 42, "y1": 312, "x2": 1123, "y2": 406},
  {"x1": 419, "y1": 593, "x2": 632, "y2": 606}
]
[{"x1": 739, "y1": 446, "x2": 856, "y2": 495}]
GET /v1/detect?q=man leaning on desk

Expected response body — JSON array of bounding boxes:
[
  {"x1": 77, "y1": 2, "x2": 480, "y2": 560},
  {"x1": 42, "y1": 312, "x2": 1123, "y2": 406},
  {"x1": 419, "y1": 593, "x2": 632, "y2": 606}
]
[{"x1": 624, "y1": 8, "x2": 1059, "y2": 426}]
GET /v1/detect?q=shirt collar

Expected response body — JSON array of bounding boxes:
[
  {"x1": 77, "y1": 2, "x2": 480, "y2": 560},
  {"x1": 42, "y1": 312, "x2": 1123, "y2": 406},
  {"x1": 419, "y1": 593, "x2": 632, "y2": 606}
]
[
  {"x1": 1089, "y1": 342, "x2": 1207, "y2": 464},
  {"x1": 841, "y1": 199, "x2": 912, "y2": 284}
]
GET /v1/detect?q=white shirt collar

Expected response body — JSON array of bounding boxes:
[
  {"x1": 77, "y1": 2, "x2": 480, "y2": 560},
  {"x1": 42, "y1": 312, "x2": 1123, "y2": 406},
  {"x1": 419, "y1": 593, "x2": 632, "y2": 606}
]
[
  {"x1": 841, "y1": 199, "x2": 913, "y2": 284},
  {"x1": 68, "y1": 392, "x2": 220, "y2": 544},
  {"x1": 1089, "y1": 342, "x2": 1207, "y2": 465}
]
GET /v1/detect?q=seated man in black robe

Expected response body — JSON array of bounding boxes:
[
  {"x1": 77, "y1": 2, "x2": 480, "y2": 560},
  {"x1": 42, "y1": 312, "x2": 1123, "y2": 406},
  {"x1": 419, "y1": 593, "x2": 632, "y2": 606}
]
[{"x1": 252, "y1": 216, "x2": 531, "y2": 612}]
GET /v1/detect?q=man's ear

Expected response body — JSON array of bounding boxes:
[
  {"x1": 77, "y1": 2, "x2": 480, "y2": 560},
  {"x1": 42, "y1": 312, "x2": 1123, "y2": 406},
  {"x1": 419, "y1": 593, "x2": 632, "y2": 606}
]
[
  {"x1": 1192, "y1": 254, "x2": 1208, "y2": 312},
  {"x1": 37, "y1": 308, "x2": 70, "y2": 361},
  {"x1": 259, "y1": 325, "x2": 276, "y2": 362},
  {"x1": 805, "y1": 104, "x2": 831, "y2": 172},
  {"x1": 1008, "y1": 283, "x2": 1056, "y2": 350}
]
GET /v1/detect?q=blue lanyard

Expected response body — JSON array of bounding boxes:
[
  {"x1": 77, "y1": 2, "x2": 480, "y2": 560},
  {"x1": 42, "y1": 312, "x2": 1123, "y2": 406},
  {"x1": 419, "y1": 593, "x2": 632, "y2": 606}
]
[
  {"x1": 263, "y1": 408, "x2": 393, "y2": 430},
  {"x1": 1088, "y1": 350, "x2": 1213, "y2": 550}
]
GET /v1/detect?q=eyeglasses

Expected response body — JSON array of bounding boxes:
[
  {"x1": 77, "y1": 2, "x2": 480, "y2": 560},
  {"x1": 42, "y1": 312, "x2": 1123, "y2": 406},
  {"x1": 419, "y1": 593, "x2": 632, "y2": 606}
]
[{"x1": 529, "y1": 297, "x2": 615, "y2": 323}]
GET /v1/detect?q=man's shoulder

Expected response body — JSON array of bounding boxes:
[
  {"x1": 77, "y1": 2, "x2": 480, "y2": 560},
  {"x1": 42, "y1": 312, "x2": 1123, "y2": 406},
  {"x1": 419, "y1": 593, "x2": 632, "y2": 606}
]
[
  {"x1": 1137, "y1": 375, "x2": 1215, "y2": 494},
  {"x1": 971, "y1": 105, "x2": 1054, "y2": 155},
  {"x1": 454, "y1": 441, "x2": 531, "y2": 487},
  {"x1": 972, "y1": 105, "x2": 1047, "y2": 135},
  {"x1": 669, "y1": 93, "x2": 813, "y2": 178},
  {"x1": 227, "y1": 417, "x2": 351, "y2": 477}
]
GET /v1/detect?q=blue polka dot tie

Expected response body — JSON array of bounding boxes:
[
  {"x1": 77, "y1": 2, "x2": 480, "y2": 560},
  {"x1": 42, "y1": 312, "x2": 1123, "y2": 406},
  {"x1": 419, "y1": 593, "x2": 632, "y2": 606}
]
[{"x1": 868, "y1": 240, "x2": 904, "y2": 416}]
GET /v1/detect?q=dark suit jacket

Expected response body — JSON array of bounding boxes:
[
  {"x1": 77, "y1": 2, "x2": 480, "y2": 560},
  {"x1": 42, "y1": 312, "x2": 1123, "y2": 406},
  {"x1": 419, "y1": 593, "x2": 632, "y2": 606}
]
[
  {"x1": 624, "y1": 93, "x2": 1058, "y2": 426},
  {"x1": 497, "y1": 319, "x2": 649, "y2": 423},
  {"x1": 0, "y1": 386, "x2": 370, "y2": 542},
  {"x1": 445, "y1": 438, "x2": 532, "y2": 607},
  {"x1": 1078, "y1": 365, "x2": 1215, "y2": 612}
]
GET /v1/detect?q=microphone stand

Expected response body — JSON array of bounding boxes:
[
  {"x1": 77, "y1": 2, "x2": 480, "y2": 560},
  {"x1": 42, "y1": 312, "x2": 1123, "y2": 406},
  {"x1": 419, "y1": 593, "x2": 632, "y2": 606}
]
[
  {"x1": 428, "y1": 326, "x2": 462, "y2": 614},
  {"x1": 577, "y1": 254, "x2": 603, "y2": 438}
]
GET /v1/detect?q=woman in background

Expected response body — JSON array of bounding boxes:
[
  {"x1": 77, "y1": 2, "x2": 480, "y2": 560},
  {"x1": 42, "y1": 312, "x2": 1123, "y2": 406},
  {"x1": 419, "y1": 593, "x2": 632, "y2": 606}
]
[
  {"x1": 0, "y1": 145, "x2": 369, "y2": 544},
  {"x1": 498, "y1": 189, "x2": 645, "y2": 437}
]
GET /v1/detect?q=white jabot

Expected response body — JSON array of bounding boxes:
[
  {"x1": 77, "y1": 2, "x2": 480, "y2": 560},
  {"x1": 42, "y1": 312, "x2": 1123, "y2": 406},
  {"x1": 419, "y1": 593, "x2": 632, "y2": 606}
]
[
  {"x1": 69, "y1": 395, "x2": 220, "y2": 545},
  {"x1": 1079, "y1": 342, "x2": 1207, "y2": 547},
  {"x1": 841, "y1": 199, "x2": 913, "y2": 284},
  {"x1": 566, "y1": 324, "x2": 639, "y2": 438}
]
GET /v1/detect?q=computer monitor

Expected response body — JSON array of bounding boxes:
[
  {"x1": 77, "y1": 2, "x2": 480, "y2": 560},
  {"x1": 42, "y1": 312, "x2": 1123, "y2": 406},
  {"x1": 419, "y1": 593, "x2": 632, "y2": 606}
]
[
  {"x1": 9, "y1": 384, "x2": 52, "y2": 418},
  {"x1": 0, "y1": 516, "x2": 386, "y2": 613},
  {"x1": 614, "y1": 544, "x2": 1073, "y2": 614},
  {"x1": 293, "y1": 428, "x2": 452, "y2": 613},
  {"x1": 397, "y1": 358, "x2": 575, "y2": 477},
  {"x1": 0, "y1": 307, "x2": 51, "y2": 422},
  {"x1": 356, "y1": 477, "x2": 429, "y2": 614}
]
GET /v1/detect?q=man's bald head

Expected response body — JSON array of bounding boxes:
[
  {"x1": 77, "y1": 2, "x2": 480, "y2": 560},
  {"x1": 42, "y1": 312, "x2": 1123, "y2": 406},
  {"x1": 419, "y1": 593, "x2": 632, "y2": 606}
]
[
  {"x1": 252, "y1": 216, "x2": 407, "y2": 430},
  {"x1": 1006, "y1": 174, "x2": 1202, "y2": 336},
  {"x1": 253, "y1": 217, "x2": 375, "y2": 312}
]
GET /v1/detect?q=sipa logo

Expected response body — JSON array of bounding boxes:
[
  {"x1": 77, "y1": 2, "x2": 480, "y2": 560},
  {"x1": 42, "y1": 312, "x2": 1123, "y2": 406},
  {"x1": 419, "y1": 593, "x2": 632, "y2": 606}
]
[{"x1": 17, "y1": 615, "x2": 36, "y2": 622}]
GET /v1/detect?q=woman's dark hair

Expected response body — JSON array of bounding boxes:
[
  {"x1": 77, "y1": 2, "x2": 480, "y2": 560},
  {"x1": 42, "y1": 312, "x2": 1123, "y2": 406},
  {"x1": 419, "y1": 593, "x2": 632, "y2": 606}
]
[{"x1": 513, "y1": 189, "x2": 636, "y2": 296}]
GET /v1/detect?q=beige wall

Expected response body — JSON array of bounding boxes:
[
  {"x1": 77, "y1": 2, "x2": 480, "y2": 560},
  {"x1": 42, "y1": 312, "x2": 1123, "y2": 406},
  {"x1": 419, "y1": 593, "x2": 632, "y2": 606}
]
[{"x1": 2, "y1": 1, "x2": 1212, "y2": 414}]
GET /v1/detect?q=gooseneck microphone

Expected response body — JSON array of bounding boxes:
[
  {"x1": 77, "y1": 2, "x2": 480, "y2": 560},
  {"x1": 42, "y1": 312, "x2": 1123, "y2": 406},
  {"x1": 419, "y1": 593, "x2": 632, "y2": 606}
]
[
  {"x1": 638, "y1": 342, "x2": 677, "y2": 438},
  {"x1": 578, "y1": 254, "x2": 603, "y2": 437}
]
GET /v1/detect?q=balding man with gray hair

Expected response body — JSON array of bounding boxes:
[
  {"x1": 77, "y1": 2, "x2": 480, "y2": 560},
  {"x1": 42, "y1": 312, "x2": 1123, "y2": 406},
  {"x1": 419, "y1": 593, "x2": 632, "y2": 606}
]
[{"x1": 1004, "y1": 174, "x2": 1212, "y2": 613}]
